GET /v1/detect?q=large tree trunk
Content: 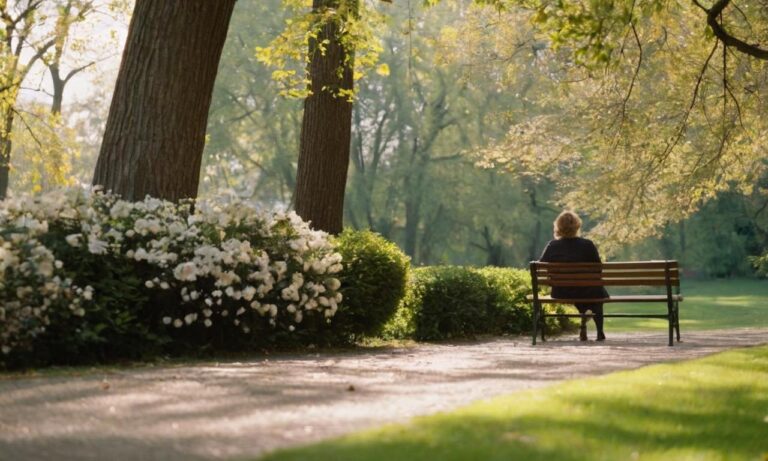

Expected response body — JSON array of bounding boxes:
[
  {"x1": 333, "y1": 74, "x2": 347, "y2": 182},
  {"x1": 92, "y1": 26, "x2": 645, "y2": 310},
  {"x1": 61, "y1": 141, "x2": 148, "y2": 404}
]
[
  {"x1": 92, "y1": 0, "x2": 236, "y2": 201},
  {"x1": 294, "y1": 0, "x2": 355, "y2": 234}
]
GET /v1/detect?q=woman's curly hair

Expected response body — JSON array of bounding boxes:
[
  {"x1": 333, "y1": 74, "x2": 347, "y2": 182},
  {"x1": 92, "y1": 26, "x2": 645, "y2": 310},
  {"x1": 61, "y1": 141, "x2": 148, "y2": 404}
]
[{"x1": 554, "y1": 210, "x2": 582, "y2": 239}]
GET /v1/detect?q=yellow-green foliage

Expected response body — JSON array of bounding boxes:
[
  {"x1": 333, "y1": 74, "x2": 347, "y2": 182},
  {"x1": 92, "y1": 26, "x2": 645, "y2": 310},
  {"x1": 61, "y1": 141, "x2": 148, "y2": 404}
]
[
  {"x1": 438, "y1": 1, "x2": 768, "y2": 253},
  {"x1": 10, "y1": 106, "x2": 79, "y2": 193},
  {"x1": 256, "y1": 0, "x2": 386, "y2": 100}
]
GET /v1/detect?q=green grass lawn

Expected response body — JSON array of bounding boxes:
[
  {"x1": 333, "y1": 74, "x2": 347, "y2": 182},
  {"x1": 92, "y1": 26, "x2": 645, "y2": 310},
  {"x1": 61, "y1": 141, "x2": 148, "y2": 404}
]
[
  {"x1": 602, "y1": 278, "x2": 768, "y2": 332},
  {"x1": 258, "y1": 345, "x2": 768, "y2": 461}
]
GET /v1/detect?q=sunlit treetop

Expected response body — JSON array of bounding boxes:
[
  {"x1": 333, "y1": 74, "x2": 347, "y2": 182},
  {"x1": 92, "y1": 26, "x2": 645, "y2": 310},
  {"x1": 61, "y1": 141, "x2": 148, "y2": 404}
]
[{"x1": 460, "y1": 0, "x2": 768, "y2": 250}]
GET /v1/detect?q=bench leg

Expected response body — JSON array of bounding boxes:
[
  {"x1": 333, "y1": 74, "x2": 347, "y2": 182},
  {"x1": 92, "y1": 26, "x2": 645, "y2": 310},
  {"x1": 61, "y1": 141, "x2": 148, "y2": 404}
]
[
  {"x1": 540, "y1": 314, "x2": 546, "y2": 342},
  {"x1": 674, "y1": 302, "x2": 681, "y2": 342},
  {"x1": 667, "y1": 303, "x2": 674, "y2": 347},
  {"x1": 532, "y1": 303, "x2": 539, "y2": 346}
]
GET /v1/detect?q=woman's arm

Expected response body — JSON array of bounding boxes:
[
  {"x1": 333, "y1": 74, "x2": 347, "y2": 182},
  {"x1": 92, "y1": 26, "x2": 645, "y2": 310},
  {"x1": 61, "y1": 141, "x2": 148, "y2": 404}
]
[
  {"x1": 586, "y1": 240, "x2": 602, "y2": 263},
  {"x1": 587, "y1": 239, "x2": 609, "y2": 297},
  {"x1": 539, "y1": 241, "x2": 553, "y2": 262}
]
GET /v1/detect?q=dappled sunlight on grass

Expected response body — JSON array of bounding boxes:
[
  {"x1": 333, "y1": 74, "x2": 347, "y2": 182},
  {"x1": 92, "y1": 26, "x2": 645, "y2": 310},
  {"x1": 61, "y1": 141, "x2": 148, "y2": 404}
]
[
  {"x1": 259, "y1": 346, "x2": 768, "y2": 461},
  {"x1": 605, "y1": 278, "x2": 768, "y2": 332}
]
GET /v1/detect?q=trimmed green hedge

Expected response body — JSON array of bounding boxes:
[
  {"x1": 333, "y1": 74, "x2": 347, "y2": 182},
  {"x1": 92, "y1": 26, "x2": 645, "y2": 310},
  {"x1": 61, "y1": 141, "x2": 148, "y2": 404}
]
[
  {"x1": 383, "y1": 266, "x2": 572, "y2": 340},
  {"x1": 331, "y1": 229, "x2": 410, "y2": 341}
]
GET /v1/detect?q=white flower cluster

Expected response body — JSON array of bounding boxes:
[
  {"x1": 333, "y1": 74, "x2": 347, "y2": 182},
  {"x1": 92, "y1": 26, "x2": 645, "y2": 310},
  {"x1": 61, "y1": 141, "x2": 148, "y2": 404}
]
[
  {"x1": 0, "y1": 190, "x2": 97, "y2": 355},
  {"x1": 0, "y1": 187, "x2": 344, "y2": 356}
]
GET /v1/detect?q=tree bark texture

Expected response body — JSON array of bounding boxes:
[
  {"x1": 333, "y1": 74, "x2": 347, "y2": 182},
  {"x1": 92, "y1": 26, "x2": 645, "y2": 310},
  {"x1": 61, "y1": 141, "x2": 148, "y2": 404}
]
[
  {"x1": 92, "y1": 0, "x2": 236, "y2": 201},
  {"x1": 294, "y1": 0, "x2": 355, "y2": 234}
]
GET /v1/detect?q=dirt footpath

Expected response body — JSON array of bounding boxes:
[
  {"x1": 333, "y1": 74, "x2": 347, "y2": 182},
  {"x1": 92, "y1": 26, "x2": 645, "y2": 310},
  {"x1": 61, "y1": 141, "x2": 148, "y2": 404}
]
[{"x1": 1, "y1": 328, "x2": 766, "y2": 461}]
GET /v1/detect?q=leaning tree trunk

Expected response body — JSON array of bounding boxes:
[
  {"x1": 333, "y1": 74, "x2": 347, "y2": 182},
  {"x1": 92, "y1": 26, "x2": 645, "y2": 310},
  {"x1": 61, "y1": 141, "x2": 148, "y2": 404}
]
[
  {"x1": 92, "y1": 0, "x2": 236, "y2": 201},
  {"x1": 294, "y1": 0, "x2": 355, "y2": 234}
]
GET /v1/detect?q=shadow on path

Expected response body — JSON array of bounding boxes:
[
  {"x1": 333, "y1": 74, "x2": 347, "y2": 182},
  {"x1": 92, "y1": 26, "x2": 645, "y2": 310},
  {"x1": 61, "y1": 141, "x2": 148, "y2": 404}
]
[{"x1": 1, "y1": 328, "x2": 766, "y2": 460}]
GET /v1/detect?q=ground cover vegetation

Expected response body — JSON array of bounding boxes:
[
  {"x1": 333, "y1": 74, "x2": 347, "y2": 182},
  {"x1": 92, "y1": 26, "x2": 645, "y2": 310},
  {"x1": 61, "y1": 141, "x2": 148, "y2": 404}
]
[{"x1": 259, "y1": 345, "x2": 768, "y2": 461}]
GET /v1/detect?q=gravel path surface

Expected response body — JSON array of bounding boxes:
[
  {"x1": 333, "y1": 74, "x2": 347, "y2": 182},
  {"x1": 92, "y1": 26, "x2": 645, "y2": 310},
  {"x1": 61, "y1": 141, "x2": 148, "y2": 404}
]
[{"x1": 1, "y1": 328, "x2": 767, "y2": 461}]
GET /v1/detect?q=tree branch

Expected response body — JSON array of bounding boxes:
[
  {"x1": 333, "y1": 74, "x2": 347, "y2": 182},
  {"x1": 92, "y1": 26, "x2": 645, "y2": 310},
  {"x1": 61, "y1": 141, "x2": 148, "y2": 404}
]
[
  {"x1": 701, "y1": 0, "x2": 768, "y2": 59},
  {"x1": 658, "y1": 39, "x2": 719, "y2": 164},
  {"x1": 11, "y1": 107, "x2": 45, "y2": 149},
  {"x1": 63, "y1": 61, "x2": 94, "y2": 84}
]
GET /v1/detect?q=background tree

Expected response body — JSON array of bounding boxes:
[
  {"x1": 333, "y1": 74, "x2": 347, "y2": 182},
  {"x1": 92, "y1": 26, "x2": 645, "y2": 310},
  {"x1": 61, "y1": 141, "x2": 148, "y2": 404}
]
[
  {"x1": 293, "y1": 0, "x2": 357, "y2": 234},
  {"x1": 202, "y1": 0, "x2": 301, "y2": 205},
  {"x1": 0, "y1": 0, "x2": 125, "y2": 197},
  {"x1": 92, "y1": 0, "x2": 236, "y2": 201},
  {"x1": 0, "y1": 0, "x2": 60, "y2": 198},
  {"x1": 452, "y1": 1, "x2": 768, "y2": 250},
  {"x1": 258, "y1": 0, "x2": 386, "y2": 233}
]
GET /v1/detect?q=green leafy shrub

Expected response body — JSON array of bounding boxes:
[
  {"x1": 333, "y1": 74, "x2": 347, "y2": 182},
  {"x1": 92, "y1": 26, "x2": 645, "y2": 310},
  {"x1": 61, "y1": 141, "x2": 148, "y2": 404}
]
[
  {"x1": 403, "y1": 266, "x2": 491, "y2": 340},
  {"x1": 383, "y1": 266, "x2": 572, "y2": 340},
  {"x1": 477, "y1": 267, "x2": 571, "y2": 334},
  {"x1": 751, "y1": 252, "x2": 768, "y2": 277},
  {"x1": 476, "y1": 267, "x2": 534, "y2": 332},
  {"x1": 331, "y1": 229, "x2": 410, "y2": 341}
]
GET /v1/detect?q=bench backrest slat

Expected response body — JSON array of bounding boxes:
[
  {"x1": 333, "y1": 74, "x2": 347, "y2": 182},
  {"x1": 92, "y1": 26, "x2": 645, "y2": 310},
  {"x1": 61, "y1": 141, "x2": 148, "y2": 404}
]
[
  {"x1": 531, "y1": 260, "x2": 680, "y2": 288},
  {"x1": 539, "y1": 279, "x2": 678, "y2": 287},
  {"x1": 539, "y1": 270, "x2": 679, "y2": 279},
  {"x1": 535, "y1": 261, "x2": 677, "y2": 270}
]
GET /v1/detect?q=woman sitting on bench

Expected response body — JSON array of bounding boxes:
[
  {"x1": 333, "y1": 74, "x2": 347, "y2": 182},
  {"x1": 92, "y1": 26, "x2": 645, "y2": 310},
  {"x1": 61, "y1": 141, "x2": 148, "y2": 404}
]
[{"x1": 539, "y1": 211, "x2": 608, "y2": 341}]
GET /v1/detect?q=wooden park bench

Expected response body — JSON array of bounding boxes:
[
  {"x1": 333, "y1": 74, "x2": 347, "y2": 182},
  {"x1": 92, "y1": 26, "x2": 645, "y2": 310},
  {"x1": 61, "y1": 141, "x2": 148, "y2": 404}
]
[{"x1": 528, "y1": 260, "x2": 683, "y2": 346}]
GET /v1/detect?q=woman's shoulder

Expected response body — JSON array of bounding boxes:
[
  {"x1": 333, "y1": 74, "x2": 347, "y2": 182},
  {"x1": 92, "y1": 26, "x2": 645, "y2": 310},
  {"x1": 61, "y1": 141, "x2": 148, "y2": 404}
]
[
  {"x1": 545, "y1": 237, "x2": 596, "y2": 247},
  {"x1": 575, "y1": 237, "x2": 602, "y2": 256}
]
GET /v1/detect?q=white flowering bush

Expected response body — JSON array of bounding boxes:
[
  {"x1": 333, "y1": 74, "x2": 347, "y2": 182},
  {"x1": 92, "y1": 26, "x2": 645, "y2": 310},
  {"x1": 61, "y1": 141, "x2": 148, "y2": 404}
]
[
  {"x1": 0, "y1": 187, "x2": 343, "y2": 367},
  {"x1": 115, "y1": 193, "x2": 344, "y2": 337},
  {"x1": 0, "y1": 192, "x2": 98, "y2": 359}
]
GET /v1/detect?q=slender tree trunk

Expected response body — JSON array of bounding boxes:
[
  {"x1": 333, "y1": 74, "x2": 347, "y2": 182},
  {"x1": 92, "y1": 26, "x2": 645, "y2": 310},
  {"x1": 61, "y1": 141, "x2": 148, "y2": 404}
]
[
  {"x1": 0, "y1": 109, "x2": 16, "y2": 199},
  {"x1": 50, "y1": 64, "x2": 65, "y2": 116},
  {"x1": 294, "y1": 0, "x2": 355, "y2": 234},
  {"x1": 404, "y1": 197, "x2": 421, "y2": 258},
  {"x1": 481, "y1": 226, "x2": 504, "y2": 266},
  {"x1": 0, "y1": 165, "x2": 7, "y2": 199},
  {"x1": 403, "y1": 138, "x2": 425, "y2": 259},
  {"x1": 679, "y1": 221, "x2": 686, "y2": 262},
  {"x1": 528, "y1": 187, "x2": 542, "y2": 261},
  {"x1": 92, "y1": 0, "x2": 236, "y2": 201}
]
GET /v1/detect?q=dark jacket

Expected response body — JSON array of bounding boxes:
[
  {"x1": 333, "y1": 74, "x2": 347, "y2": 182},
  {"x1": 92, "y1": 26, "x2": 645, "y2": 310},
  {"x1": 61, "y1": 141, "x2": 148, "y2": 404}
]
[{"x1": 539, "y1": 237, "x2": 609, "y2": 300}]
